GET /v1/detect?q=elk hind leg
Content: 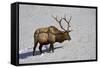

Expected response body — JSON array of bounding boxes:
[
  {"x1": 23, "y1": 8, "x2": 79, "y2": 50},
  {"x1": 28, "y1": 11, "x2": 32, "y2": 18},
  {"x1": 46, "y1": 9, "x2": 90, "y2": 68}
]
[
  {"x1": 39, "y1": 44, "x2": 43, "y2": 54},
  {"x1": 33, "y1": 41, "x2": 38, "y2": 56},
  {"x1": 49, "y1": 43, "x2": 54, "y2": 53}
]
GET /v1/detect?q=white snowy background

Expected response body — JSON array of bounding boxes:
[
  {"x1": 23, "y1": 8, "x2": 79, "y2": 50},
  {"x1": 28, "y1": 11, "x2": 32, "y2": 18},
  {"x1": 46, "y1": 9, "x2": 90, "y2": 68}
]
[{"x1": 19, "y1": 4, "x2": 96, "y2": 64}]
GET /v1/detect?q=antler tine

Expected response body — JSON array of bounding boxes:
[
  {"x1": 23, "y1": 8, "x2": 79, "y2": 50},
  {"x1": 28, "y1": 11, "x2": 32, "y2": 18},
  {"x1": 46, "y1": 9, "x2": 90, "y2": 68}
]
[
  {"x1": 62, "y1": 16, "x2": 72, "y2": 31},
  {"x1": 68, "y1": 16, "x2": 72, "y2": 23},
  {"x1": 52, "y1": 15, "x2": 72, "y2": 31},
  {"x1": 58, "y1": 20, "x2": 66, "y2": 31},
  {"x1": 63, "y1": 16, "x2": 72, "y2": 23},
  {"x1": 51, "y1": 15, "x2": 59, "y2": 22},
  {"x1": 55, "y1": 17, "x2": 66, "y2": 31},
  {"x1": 56, "y1": 17, "x2": 66, "y2": 31},
  {"x1": 52, "y1": 15, "x2": 66, "y2": 31}
]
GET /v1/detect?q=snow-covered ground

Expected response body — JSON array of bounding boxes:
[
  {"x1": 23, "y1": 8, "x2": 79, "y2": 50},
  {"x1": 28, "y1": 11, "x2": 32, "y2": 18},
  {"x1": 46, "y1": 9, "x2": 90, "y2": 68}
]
[
  {"x1": 19, "y1": 39, "x2": 96, "y2": 64},
  {"x1": 19, "y1": 4, "x2": 96, "y2": 64}
]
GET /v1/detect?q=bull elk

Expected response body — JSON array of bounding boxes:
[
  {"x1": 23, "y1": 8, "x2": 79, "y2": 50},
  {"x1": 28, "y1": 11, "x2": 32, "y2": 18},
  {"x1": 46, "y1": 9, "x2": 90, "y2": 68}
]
[{"x1": 33, "y1": 15, "x2": 72, "y2": 56}]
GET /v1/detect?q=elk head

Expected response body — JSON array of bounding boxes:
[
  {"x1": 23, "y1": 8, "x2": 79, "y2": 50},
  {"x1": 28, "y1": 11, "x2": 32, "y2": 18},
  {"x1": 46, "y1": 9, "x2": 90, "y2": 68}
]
[{"x1": 52, "y1": 15, "x2": 72, "y2": 41}]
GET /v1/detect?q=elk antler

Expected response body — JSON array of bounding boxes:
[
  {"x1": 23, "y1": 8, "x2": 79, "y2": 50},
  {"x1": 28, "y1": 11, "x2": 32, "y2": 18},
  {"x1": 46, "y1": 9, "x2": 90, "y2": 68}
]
[
  {"x1": 63, "y1": 16, "x2": 72, "y2": 31},
  {"x1": 51, "y1": 15, "x2": 66, "y2": 31}
]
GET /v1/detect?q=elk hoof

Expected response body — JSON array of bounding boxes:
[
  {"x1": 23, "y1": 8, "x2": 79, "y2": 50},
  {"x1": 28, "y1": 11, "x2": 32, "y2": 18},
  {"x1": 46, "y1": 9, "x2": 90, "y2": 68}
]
[{"x1": 33, "y1": 53, "x2": 35, "y2": 56}]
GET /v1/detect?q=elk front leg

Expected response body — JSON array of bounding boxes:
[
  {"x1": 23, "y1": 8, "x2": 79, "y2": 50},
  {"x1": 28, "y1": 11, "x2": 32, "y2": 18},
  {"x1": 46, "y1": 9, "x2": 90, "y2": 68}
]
[{"x1": 49, "y1": 43, "x2": 54, "y2": 53}]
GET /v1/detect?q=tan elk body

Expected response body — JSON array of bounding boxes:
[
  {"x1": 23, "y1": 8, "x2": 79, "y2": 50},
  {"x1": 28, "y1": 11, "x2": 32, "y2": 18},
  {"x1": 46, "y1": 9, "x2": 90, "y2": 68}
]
[{"x1": 33, "y1": 16, "x2": 72, "y2": 55}]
